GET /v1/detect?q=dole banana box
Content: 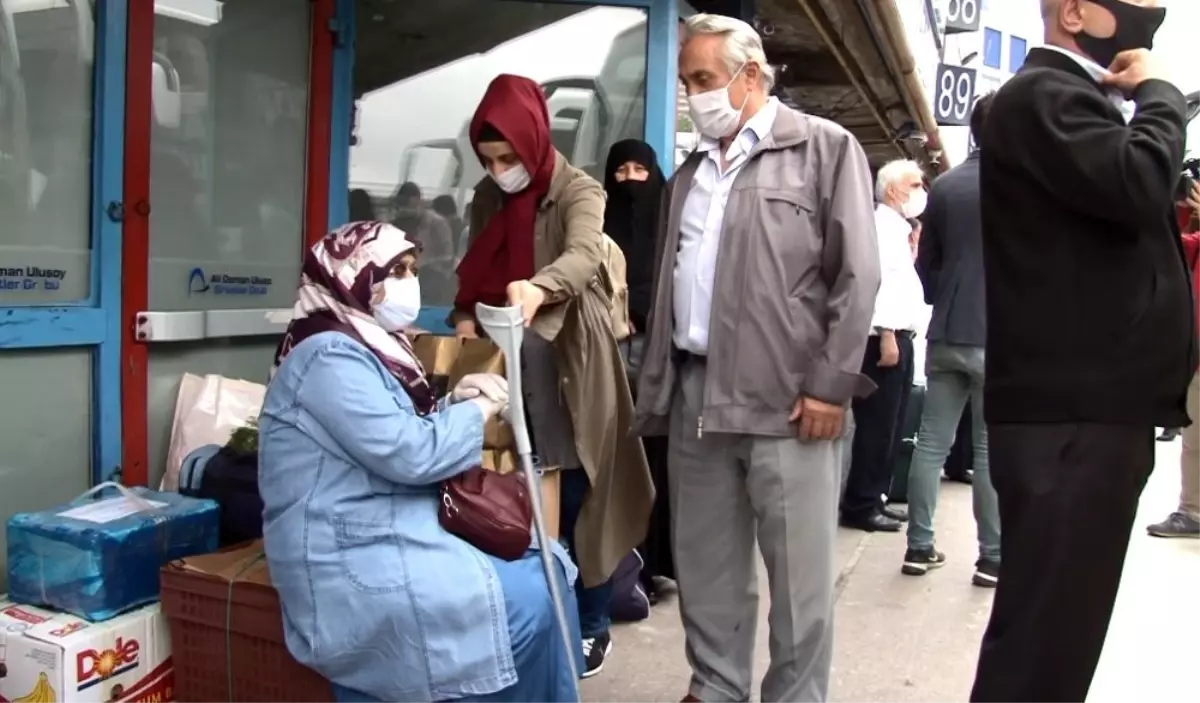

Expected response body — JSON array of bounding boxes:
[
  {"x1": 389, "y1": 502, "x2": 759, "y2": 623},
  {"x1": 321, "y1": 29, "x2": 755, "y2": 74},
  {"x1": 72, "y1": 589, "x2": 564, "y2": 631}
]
[{"x1": 0, "y1": 601, "x2": 173, "y2": 703}]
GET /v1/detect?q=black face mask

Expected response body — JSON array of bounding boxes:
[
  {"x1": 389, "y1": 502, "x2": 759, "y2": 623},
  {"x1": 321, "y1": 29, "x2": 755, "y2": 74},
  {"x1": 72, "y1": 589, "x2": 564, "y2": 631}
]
[
  {"x1": 1076, "y1": 0, "x2": 1166, "y2": 69},
  {"x1": 611, "y1": 179, "x2": 654, "y2": 199}
]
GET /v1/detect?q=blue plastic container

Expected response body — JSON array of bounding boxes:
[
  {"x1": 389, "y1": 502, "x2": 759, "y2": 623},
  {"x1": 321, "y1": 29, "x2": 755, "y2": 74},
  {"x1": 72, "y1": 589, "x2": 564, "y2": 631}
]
[{"x1": 6, "y1": 483, "x2": 220, "y2": 622}]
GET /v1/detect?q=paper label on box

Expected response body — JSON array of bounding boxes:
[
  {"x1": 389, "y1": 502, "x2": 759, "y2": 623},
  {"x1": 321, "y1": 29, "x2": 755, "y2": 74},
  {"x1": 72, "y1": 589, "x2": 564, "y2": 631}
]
[
  {"x1": 1, "y1": 604, "x2": 55, "y2": 629},
  {"x1": 56, "y1": 497, "x2": 167, "y2": 524}
]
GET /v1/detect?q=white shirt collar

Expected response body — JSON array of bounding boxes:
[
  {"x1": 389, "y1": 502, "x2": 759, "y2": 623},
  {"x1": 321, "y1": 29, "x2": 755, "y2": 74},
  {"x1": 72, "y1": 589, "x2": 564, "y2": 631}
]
[
  {"x1": 876, "y1": 202, "x2": 909, "y2": 231},
  {"x1": 698, "y1": 97, "x2": 780, "y2": 155},
  {"x1": 1038, "y1": 45, "x2": 1136, "y2": 122}
]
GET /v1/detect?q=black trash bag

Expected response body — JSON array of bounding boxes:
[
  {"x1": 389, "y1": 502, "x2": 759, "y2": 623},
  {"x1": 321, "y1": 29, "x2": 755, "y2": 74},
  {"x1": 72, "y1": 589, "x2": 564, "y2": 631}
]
[{"x1": 609, "y1": 550, "x2": 652, "y2": 623}]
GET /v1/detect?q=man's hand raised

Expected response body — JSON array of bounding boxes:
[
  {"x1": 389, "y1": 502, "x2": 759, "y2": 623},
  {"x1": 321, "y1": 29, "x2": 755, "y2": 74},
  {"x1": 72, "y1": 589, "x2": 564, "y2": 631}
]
[{"x1": 1102, "y1": 49, "x2": 1165, "y2": 97}]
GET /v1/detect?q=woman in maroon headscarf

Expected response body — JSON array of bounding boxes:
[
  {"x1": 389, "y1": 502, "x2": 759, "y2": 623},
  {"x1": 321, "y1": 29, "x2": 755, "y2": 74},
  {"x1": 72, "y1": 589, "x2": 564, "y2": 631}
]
[{"x1": 452, "y1": 74, "x2": 654, "y2": 679}]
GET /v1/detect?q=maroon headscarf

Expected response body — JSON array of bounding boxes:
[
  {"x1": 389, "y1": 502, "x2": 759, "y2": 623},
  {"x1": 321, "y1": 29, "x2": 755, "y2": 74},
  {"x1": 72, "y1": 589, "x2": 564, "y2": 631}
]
[
  {"x1": 272, "y1": 221, "x2": 436, "y2": 415},
  {"x1": 454, "y1": 74, "x2": 556, "y2": 312}
]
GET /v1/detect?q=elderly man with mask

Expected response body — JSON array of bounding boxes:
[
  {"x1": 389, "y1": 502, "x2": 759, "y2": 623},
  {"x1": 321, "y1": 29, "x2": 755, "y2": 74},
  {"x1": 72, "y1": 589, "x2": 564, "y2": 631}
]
[
  {"x1": 840, "y1": 159, "x2": 929, "y2": 534},
  {"x1": 634, "y1": 13, "x2": 879, "y2": 703},
  {"x1": 972, "y1": 1, "x2": 1195, "y2": 701}
]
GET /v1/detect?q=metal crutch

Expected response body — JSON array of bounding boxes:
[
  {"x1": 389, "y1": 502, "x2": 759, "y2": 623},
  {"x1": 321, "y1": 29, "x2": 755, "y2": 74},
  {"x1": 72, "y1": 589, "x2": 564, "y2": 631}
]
[{"x1": 474, "y1": 303, "x2": 582, "y2": 699}]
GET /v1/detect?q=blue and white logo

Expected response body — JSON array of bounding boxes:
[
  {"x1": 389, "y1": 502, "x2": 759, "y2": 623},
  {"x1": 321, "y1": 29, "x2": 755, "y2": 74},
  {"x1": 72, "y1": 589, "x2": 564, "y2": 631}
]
[
  {"x1": 187, "y1": 267, "x2": 210, "y2": 295},
  {"x1": 186, "y1": 267, "x2": 273, "y2": 296}
]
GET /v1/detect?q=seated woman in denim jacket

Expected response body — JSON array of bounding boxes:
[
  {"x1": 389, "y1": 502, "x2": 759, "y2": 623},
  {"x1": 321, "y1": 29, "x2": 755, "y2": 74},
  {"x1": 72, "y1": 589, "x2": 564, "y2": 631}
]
[{"x1": 258, "y1": 221, "x2": 582, "y2": 703}]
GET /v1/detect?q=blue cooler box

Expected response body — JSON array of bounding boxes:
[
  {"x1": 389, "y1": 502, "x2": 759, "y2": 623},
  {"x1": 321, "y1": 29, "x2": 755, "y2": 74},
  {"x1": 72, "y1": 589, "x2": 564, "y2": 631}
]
[{"x1": 6, "y1": 483, "x2": 220, "y2": 622}]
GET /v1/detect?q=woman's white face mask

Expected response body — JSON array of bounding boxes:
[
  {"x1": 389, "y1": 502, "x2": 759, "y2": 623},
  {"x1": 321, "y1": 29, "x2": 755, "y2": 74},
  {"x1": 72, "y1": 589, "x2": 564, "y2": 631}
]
[
  {"x1": 373, "y1": 276, "x2": 422, "y2": 332},
  {"x1": 491, "y1": 164, "x2": 532, "y2": 194},
  {"x1": 687, "y1": 63, "x2": 750, "y2": 139}
]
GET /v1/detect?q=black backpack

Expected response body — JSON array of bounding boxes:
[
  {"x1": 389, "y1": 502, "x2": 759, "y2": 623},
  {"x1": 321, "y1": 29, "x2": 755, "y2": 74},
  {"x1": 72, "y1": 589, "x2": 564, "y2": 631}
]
[{"x1": 179, "y1": 445, "x2": 264, "y2": 547}]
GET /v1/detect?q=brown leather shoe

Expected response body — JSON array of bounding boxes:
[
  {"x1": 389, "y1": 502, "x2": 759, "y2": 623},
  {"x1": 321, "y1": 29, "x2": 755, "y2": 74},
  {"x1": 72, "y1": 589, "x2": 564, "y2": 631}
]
[{"x1": 681, "y1": 695, "x2": 701, "y2": 702}]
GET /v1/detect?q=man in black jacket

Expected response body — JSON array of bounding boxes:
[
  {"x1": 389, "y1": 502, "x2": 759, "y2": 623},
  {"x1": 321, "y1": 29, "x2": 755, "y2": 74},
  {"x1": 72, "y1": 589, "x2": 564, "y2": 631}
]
[
  {"x1": 972, "y1": 1, "x2": 1196, "y2": 701},
  {"x1": 903, "y1": 94, "x2": 1000, "y2": 588}
]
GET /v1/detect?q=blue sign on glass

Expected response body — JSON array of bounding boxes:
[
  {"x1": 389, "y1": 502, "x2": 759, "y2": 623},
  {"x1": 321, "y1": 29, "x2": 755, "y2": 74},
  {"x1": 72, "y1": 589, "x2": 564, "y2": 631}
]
[
  {"x1": 0, "y1": 266, "x2": 68, "y2": 291},
  {"x1": 187, "y1": 267, "x2": 273, "y2": 296}
]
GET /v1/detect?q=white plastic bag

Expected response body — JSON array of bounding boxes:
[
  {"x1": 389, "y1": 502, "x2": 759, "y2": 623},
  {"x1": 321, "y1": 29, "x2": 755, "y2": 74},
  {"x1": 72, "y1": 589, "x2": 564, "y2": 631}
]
[{"x1": 162, "y1": 373, "x2": 265, "y2": 491}]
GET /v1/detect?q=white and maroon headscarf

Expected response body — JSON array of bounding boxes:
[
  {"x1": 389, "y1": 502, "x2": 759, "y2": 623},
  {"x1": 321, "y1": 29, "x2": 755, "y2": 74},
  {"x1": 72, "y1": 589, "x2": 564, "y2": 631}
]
[{"x1": 272, "y1": 221, "x2": 436, "y2": 414}]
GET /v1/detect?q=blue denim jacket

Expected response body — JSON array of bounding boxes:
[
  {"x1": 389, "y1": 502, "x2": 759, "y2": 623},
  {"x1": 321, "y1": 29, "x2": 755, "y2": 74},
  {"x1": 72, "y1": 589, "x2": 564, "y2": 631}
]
[{"x1": 258, "y1": 331, "x2": 576, "y2": 701}]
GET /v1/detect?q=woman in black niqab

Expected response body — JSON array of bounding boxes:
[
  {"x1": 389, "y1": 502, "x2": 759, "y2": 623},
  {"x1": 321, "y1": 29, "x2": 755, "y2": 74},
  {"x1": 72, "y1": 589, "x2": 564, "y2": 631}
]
[
  {"x1": 603, "y1": 139, "x2": 664, "y2": 332},
  {"x1": 602, "y1": 139, "x2": 674, "y2": 605}
]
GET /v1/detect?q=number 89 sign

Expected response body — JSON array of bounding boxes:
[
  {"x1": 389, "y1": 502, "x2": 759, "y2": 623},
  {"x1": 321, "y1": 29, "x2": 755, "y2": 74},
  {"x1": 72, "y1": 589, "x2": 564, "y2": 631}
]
[{"x1": 934, "y1": 63, "x2": 977, "y2": 127}]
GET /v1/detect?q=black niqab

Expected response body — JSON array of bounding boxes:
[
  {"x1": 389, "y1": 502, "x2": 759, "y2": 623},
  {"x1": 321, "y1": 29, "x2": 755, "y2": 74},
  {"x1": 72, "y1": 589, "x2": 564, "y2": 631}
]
[{"x1": 603, "y1": 139, "x2": 665, "y2": 329}]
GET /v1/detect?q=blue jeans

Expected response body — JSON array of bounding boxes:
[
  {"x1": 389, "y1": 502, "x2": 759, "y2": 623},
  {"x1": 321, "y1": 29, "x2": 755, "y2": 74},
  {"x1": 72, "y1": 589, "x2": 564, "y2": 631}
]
[
  {"x1": 906, "y1": 343, "x2": 1001, "y2": 561},
  {"x1": 559, "y1": 468, "x2": 614, "y2": 639}
]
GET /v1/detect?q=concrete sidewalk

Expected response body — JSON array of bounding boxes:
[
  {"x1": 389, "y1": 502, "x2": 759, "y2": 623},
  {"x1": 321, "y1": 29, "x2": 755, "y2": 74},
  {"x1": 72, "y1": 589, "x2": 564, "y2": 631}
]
[{"x1": 581, "y1": 439, "x2": 1199, "y2": 702}]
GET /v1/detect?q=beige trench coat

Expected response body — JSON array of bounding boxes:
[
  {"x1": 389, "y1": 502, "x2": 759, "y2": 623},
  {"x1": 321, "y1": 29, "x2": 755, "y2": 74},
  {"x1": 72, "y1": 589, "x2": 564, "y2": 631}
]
[{"x1": 453, "y1": 152, "x2": 654, "y2": 587}]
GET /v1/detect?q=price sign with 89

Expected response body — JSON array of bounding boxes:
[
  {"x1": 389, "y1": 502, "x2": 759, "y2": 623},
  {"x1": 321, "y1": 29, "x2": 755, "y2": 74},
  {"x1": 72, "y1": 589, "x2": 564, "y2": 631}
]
[
  {"x1": 935, "y1": 63, "x2": 976, "y2": 126},
  {"x1": 944, "y1": 0, "x2": 980, "y2": 34}
]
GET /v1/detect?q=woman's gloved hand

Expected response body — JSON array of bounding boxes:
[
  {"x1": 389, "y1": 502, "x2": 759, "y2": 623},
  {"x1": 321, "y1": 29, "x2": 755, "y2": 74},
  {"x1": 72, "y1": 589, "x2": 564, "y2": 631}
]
[
  {"x1": 451, "y1": 373, "x2": 509, "y2": 404},
  {"x1": 466, "y1": 396, "x2": 508, "y2": 422}
]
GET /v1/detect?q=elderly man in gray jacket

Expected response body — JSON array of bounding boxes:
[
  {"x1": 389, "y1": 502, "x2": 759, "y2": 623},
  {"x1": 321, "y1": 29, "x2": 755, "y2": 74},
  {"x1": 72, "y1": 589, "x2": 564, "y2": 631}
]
[{"x1": 634, "y1": 14, "x2": 880, "y2": 703}]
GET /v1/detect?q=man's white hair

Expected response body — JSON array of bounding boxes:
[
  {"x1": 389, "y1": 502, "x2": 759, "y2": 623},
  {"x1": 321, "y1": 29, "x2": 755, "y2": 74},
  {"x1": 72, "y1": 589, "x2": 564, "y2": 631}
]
[
  {"x1": 875, "y1": 159, "x2": 924, "y2": 202},
  {"x1": 683, "y1": 13, "x2": 776, "y2": 90}
]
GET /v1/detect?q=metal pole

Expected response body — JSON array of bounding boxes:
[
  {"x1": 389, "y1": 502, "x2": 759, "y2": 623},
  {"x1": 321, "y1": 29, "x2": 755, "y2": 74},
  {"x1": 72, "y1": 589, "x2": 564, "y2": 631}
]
[{"x1": 475, "y1": 303, "x2": 581, "y2": 700}]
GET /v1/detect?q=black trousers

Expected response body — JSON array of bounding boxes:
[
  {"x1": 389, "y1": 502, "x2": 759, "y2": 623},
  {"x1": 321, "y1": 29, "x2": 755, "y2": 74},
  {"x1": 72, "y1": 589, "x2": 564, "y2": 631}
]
[
  {"x1": 842, "y1": 333, "x2": 915, "y2": 520},
  {"x1": 971, "y1": 423, "x2": 1155, "y2": 703}
]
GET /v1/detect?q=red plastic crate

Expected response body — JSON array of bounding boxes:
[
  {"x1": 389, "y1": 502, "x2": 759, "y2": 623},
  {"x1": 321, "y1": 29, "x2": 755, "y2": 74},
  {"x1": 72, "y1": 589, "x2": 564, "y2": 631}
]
[{"x1": 159, "y1": 545, "x2": 333, "y2": 702}]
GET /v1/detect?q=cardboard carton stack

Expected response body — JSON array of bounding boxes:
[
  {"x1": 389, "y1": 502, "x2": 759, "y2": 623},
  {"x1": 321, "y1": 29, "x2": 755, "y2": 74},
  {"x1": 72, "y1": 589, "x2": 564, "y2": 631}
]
[{"x1": 2, "y1": 486, "x2": 221, "y2": 703}]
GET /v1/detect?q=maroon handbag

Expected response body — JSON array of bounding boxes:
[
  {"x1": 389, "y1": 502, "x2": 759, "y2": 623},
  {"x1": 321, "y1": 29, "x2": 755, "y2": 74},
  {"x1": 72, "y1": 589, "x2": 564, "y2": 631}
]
[{"x1": 439, "y1": 466, "x2": 533, "y2": 561}]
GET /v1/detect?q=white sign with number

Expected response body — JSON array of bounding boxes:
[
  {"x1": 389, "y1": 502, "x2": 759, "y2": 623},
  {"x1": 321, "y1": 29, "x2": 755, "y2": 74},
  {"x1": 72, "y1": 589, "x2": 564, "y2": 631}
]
[
  {"x1": 944, "y1": 0, "x2": 981, "y2": 34},
  {"x1": 934, "y1": 63, "x2": 977, "y2": 127}
]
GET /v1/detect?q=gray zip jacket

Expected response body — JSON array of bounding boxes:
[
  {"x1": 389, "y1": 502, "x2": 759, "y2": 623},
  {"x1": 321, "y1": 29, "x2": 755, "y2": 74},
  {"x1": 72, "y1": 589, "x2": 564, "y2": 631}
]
[{"x1": 634, "y1": 106, "x2": 880, "y2": 438}]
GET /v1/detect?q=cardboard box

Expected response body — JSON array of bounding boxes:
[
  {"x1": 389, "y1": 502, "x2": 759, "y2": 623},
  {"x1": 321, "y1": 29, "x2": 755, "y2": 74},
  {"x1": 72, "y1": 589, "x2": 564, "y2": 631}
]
[
  {"x1": 484, "y1": 418, "x2": 514, "y2": 449},
  {"x1": 0, "y1": 601, "x2": 173, "y2": 703},
  {"x1": 537, "y1": 469, "x2": 562, "y2": 542},
  {"x1": 411, "y1": 334, "x2": 514, "y2": 448},
  {"x1": 411, "y1": 335, "x2": 507, "y2": 400}
]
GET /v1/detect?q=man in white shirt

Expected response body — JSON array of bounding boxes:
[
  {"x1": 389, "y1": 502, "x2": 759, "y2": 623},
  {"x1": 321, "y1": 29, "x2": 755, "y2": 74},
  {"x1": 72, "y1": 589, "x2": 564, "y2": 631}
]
[
  {"x1": 840, "y1": 160, "x2": 928, "y2": 533},
  {"x1": 634, "y1": 14, "x2": 879, "y2": 703}
]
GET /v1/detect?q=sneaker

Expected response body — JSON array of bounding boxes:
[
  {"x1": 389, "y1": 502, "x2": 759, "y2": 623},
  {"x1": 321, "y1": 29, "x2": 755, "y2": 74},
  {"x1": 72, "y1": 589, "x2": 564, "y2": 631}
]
[
  {"x1": 901, "y1": 547, "x2": 947, "y2": 576},
  {"x1": 1147, "y1": 512, "x2": 1200, "y2": 538},
  {"x1": 973, "y1": 558, "x2": 1000, "y2": 588},
  {"x1": 580, "y1": 632, "x2": 613, "y2": 678}
]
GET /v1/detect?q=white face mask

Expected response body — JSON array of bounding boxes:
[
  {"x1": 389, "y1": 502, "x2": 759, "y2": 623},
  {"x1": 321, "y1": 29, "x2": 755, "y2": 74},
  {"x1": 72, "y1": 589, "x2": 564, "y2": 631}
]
[
  {"x1": 902, "y1": 188, "x2": 928, "y2": 219},
  {"x1": 491, "y1": 164, "x2": 531, "y2": 194},
  {"x1": 372, "y1": 276, "x2": 422, "y2": 332},
  {"x1": 687, "y1": 64, "x2": 750, "y2": 139}
]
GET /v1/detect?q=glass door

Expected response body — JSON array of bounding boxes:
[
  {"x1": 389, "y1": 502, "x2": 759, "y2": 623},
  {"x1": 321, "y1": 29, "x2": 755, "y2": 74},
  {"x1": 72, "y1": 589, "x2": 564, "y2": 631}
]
[
  {"x1": 122, "y1": 0, "x2": 324, "y2": 487},
  {"x1": 0, "y1": 0, "x2": 125, "y2": 582}
]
